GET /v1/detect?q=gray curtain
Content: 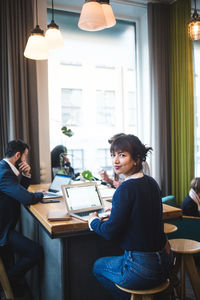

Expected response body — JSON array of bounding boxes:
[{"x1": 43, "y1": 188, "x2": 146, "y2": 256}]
[
  {"x1": 0, "y1": 0, "x2": 40, "y2": 183},
  {"x1": 148, "y1": 3, "x2": 171, "y2": 196}
]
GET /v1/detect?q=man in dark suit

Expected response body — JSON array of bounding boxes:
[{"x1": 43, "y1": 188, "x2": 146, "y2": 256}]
[{"x1": 0, "y1": 139, "x2": 44, "y2": 297}]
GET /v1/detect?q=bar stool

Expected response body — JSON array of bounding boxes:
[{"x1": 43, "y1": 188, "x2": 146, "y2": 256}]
[
  {"x1": 0, "y1": 256, "x2": 14, "y2": 300},
  {"x1": 115, "y1": 279, "x2": 170, "y2": 300},
  {"x1": 164, "y1": 223, "x2": 178, "y2": 234},
  {"x1": 169, "y1": 238, "x2": 200, "y2": 300}
]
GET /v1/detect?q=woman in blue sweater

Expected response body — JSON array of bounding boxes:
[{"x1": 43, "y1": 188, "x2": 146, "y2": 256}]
[{"x1": 88, "y1": 134, "x2": 173, "y2": 300}]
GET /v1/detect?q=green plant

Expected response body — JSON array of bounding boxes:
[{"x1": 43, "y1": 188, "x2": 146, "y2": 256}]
[
  {"x1": 81, "y1": 170, "x2": 94, "y2": 181},
  {"x1": 61, "y1": 126, "x2": 73, "y2": 137}
]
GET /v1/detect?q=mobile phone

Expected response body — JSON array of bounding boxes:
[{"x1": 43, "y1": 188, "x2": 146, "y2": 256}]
[{"x1": 40, "y1": 199, "x2": 60, "y2": 204}]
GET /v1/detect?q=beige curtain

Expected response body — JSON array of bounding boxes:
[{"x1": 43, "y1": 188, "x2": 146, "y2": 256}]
[
  {"x1": 0, "y1": 0, "x2": 40, "y2": 183},
  {"x1": 148, "y1": 3, "x2": 171, "y2": 196}
]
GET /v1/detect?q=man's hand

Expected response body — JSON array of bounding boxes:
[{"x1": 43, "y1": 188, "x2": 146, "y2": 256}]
[
  {"x1": 18, "y1": 161, "x2": 31, "y2": 177},
  {"x1": 36, "y1": 189, "x2": 46, "y2": 195}
]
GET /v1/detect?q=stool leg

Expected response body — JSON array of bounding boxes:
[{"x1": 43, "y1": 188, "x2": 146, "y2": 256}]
[
  {"x1": 131, "y1": 295, "x2": 142, "y2": 300},
  {"x1": 184, "y1": 254, "x2": 200, "y2": 300},
  {"x1": 0, "y1": 257, "x2": 14, "y2": 300},
  {"x1": 180, "y1": 255, "x2": 185, "y2": 300},
  {"x1": 142, "y1": 295, "x2": 153, "y2": 300},
  {"x1": 170, "y1": 254, "x2": 181, "y2": 298}
]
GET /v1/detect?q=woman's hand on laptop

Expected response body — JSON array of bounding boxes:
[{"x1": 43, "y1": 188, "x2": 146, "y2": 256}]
[{"x1": 88, "y1": 212, "x2": 99, "y2": 222}]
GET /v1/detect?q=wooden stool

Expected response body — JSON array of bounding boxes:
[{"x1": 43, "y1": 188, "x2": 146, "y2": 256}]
[
  {"x1": 164, "y1": 223, "x2": 178, "y2": 234},
  {"x1": 169, "y1": 238, "x2": 200, "y2": 300},
  {"x1": 0, "y1": 256, "x2": 14, "y2": 300},
  {"x1": 115, "y1": 279, "x2": 169, "y2": 300}
]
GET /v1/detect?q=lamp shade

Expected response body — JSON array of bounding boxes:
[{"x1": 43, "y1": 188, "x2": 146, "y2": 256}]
[
  {"x1": 45, "y1": 21, "x2": 64, "y2": 49},
  {"x1": 24, "y1": 25, "x2": 49, "y2": 60},
  {"x1": 188, "y1": 5, "x2": 200, "y2": 41},
  {"x1": 101, "y1": 1, "x2": 116, "y2": 28},
  {"x1": 188, "y1": 19, "x2": 200, "y2": 41},
  {"x1": 78, "y1": 1, "x2": 106, "y2": 31}
]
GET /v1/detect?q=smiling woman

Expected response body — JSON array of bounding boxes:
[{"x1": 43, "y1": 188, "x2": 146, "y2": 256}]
[{"x1": 88, "y1": 134, "x2": 173, "y2": 300}]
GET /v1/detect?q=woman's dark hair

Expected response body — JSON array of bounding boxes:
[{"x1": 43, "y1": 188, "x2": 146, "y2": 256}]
[
  {"x1": 110, "y1": 134, "x2": 152, "y2": 171},
  {"x1": 108, "y1": 133, "x2": 126, "y2": 144},
  {"x1": 51, "y1": 145, "x2": 67, "y2": 168},
  {"x1": 191, "y1": 177, "x2": 200, "y2": 193},
  {"x1": 5, "y1": 140, "x2": 29, "y2": 158}
]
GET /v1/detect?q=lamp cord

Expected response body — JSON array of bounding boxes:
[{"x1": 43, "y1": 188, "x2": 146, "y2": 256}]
[
  {"x1": 36, "y1": 0, "x2": 38, "y2": 25},
  {"x1": 52, "y1": 0, "x2": 54, "y2": 22}
]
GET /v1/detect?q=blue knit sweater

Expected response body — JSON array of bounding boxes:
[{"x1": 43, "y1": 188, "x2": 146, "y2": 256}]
[{"x1": 91, "y1": 175, "x2": 166, "y2": 252}]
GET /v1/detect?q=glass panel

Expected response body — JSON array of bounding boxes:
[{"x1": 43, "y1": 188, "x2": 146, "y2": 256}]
[
  {"x1": 48, "y1": 10, "x2": 138, "y2": 175},
  {"x1": 193, "y1": 42, "x2": 200, "y2": 176}
]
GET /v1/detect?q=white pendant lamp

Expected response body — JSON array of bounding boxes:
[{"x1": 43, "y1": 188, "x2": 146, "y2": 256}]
[
  {"x1": 45, "y1": 0, "x2": 64, "y2": 49},
  {"x1": 78, "y1": 0, "x2": 107, "y2": 31},
  {"x1": 101, "y1": 0, "x2": 116, "y2": 29},
  {"x1": 24, "y1": 0, "x2": 48, "y2": 60},
  {"x1": 188, "y1": 0, "x2": 200, "y2": 41}
]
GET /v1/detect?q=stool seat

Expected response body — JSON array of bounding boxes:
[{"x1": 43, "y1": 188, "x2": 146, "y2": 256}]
[
  {"x1": 164, "y1": 223, "x2": 178, "y2": 234},
  {"x1": 169, "y1": 238, "x2": 200, "y2": 253},
  {"x1": 115, "y1": 280, "x2": 169, "y2": 299},
  {"x1": 169, "y1": 239, "x2": 200, "y2": 300}
]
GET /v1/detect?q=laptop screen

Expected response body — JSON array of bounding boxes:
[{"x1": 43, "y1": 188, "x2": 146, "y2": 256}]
[
  {"x1": 64, "y1": 184, "x2": 102, "y2": 211},
  {"x1": 50, "y1": 174, "x2": 71, "y2": 192}
]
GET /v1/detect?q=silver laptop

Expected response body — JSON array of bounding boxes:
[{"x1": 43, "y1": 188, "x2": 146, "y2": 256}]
[
  {"x1": 61, "y1": 182, "x2": 107, "y2": 221},
  {"x1": 43, "y1": 174, "x2": 71, "y2": 199}
]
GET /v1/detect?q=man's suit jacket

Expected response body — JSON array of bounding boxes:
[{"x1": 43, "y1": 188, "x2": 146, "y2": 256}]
[{"x1": 0, "y1": 160, "x2": 43, "y2": 246}]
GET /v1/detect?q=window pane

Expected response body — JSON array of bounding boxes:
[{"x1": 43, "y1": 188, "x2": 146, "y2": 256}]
[
  {"x1": 48, "y1": 10, "x2": 138, "y2": 175},
  {"x1": 193, "y1": 42, "x2": 200, "y2": 176},
  {"x1": 61, "y1": 88, "x2": 82, "y2": 126},
  {"x1": 96, "y1": 90, "x2": 115, "y2": 126}
]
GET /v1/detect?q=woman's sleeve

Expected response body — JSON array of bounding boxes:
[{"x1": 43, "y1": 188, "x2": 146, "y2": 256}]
[{"x1": 90, "y1": 183, "x2": 133, "y2": 240}]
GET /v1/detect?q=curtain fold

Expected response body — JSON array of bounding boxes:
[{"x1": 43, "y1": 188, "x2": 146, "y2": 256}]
[
  {"x1": 0, "y1": 0, "x2": 40, "y2": 183},
  {"x1": 170, "y1": 0, "x2": 194, "y2": 205},
  {"x1": 0, "y1": 0, "x2": 10, "y2": 158},
  {"x1": 148, "y1": 3, "x2": 171, "y2": 196}
]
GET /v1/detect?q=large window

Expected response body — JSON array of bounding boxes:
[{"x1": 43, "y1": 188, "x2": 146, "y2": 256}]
[
  {"x1": 193, "y1": 42, "x2": 200, "y2": 176},
  {"x1": 48, "y1": 10, "x2": 141, "y2": 175}
]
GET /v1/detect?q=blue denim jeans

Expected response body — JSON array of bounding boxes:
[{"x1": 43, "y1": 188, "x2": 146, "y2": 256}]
[{"x1": 93, "y1": 246, "x2": 174, "y2": 300}]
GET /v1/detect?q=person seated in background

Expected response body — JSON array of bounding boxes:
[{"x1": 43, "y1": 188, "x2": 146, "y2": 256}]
[
  {"x1": 181, "y1": 177, "x2": 200, "y2": 217},
  {"x1": 0, "y1": 140, "x2": 44, "y2": 298},
  {"x1": 51, "y1": 145, "x2": 75, "y2": 179},
  {"x1": 99, "y1": 133, "x2": 151, "y2": 188}
]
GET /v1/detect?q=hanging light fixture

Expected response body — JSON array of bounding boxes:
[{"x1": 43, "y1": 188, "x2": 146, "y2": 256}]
[
  {"x1": 24, "y1": 0, "x2": 48, "y2": 60},
  {"x1": 78, "y1": 0, "x2": 107, "y2": 31},
  {"x1": 101, "y1": 0, "x2": 116, "y2": 29},
  {"x1": 188, "y1": 0, "x2": 200, "y2": 41},
  {"x1": 45, "y1": 0, "x2": 64, "y2": 49}
]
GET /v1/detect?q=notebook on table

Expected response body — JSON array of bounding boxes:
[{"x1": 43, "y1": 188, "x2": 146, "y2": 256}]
[
  {"x1": 43, "y1": 174, "x2": 71, "y2": 199},
  {"x1": 61, "y1": 182, "x2": 110, "y2": 221}
]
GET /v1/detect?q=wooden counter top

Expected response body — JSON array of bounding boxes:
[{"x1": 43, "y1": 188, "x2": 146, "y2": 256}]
[{"x1": 28, "y1": 184, "x2": 182, "y2": 238}]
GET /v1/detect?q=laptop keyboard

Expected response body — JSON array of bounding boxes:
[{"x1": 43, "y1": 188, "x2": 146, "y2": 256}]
[{"x1": 77, "y1": 209, "x2": 104, "y2": 217}]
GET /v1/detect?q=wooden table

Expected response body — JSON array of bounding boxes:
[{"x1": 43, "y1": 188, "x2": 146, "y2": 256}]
[
  {"x1": 23, "y1": 184, "x2": 182, "y2": 300},
  {"x1": 28, "y1": 184, "x2": 182, "y2": 237}
]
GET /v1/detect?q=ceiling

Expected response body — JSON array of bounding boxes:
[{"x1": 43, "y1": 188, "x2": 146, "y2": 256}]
[{"x1": 51, "y1": 0, "x2": 177, "y2": 20}]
